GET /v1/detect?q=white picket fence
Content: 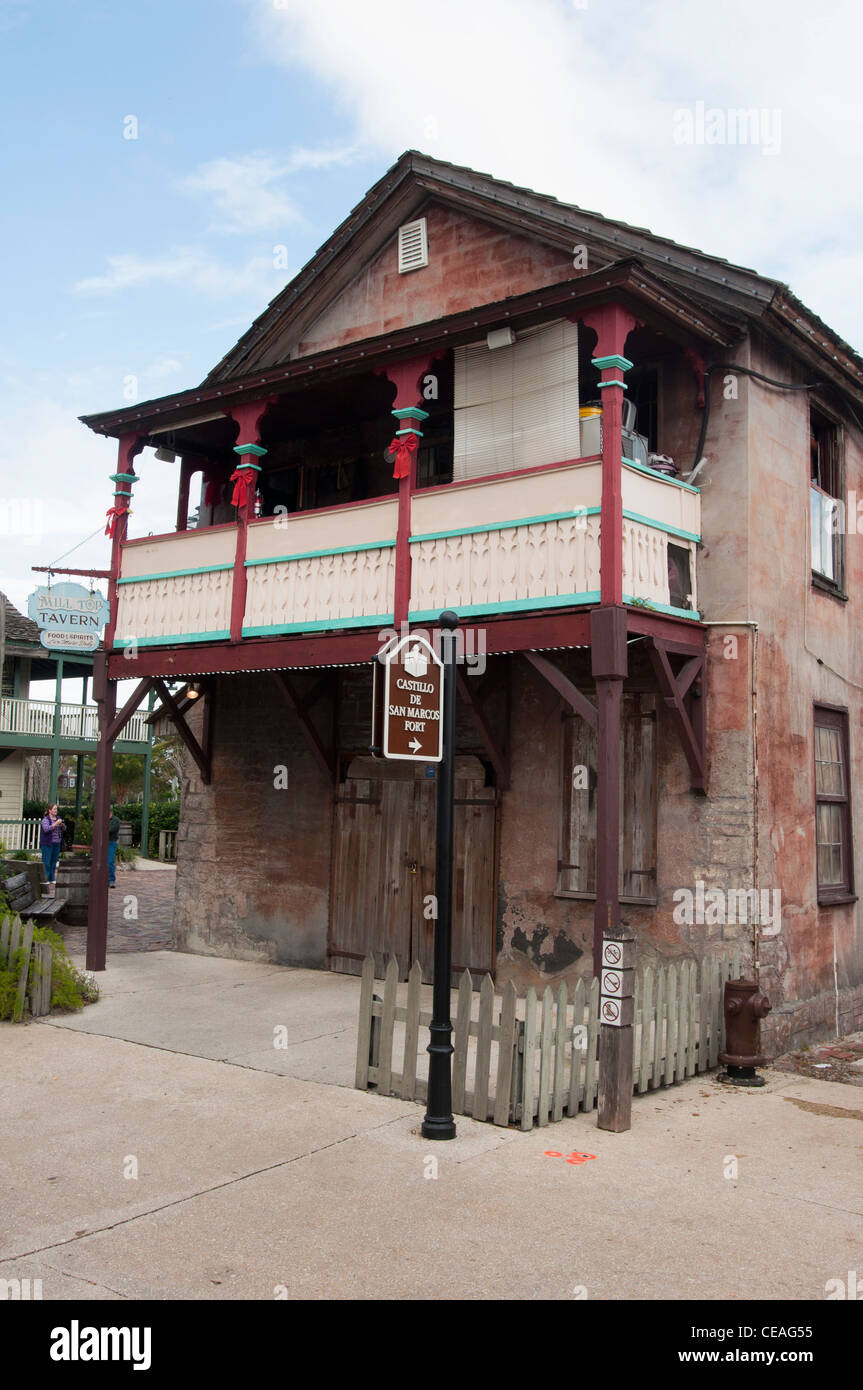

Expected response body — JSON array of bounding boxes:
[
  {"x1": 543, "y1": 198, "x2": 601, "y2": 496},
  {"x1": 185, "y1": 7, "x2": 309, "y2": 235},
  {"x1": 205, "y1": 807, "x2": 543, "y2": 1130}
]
[{"x1": 355, "y1": 950, "x2": 740, "y2": 1129}]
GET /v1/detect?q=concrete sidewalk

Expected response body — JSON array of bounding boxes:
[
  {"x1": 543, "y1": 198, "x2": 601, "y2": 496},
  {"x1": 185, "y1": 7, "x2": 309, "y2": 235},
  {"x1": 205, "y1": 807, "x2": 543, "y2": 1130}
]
[{"x1": 1, "y1": 951, "x2": 862, "y2": 1300}]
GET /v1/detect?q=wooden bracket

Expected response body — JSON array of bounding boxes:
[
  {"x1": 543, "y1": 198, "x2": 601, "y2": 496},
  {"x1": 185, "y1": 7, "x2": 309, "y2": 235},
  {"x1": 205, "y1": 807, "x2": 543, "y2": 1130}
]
[
  {"x1": 456, "y1": 663, "x2": 511, "y2": 790},
  {"x1": 152, "y1": 678, "x2": 211, "y2": 785},
  {"x1": 272, "y1": 671, "x2": 337, "y2": 785},
  {"x1": 105, "y1": 677, "x2": 153, "y2": 746},
  {"x1": 647, "y1": 638, "x2": 706, "y2": 792},
  {"x1": 523, "y1": 652, "x2": 597, "y2": 730}
]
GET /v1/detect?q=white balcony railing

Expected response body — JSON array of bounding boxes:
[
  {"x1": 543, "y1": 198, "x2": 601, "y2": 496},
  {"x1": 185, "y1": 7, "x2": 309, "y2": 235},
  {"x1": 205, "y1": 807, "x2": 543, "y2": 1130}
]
[
  {"x1": 113, "y1": 456, "x2": 701, "y2": 647},
  {"x1": 0, "y1": 697, "x2": 147, "y2": 743}
]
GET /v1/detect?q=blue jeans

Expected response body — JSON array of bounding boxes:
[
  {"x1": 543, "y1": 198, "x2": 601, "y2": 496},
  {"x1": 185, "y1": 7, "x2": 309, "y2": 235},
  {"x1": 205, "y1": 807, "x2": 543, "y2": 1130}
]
[
  {"x1": 41, "y1": 842, "x2": 60, "y2": 882},
  {"x1": 108, "y1": 840, "x2": 117, "y2": 885}
]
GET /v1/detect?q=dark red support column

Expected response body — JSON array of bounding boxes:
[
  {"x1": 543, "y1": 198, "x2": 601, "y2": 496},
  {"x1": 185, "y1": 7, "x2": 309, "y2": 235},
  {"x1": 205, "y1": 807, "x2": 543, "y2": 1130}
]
[
  {"x1": 86, "y1": 653, "x2": 116, "y2": 972},
  {"x1": 225, "y1": 399, "x2": 274, "y2": 643},
  {"x1": 590, "y1": 606, "x2": 628, "y2": 969}
]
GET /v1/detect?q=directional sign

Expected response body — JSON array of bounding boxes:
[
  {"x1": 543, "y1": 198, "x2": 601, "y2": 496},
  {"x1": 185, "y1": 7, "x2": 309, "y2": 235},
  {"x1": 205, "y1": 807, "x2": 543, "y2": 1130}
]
[{"x1": 382, "y1": 635, "x2": 444, "y2": 762}]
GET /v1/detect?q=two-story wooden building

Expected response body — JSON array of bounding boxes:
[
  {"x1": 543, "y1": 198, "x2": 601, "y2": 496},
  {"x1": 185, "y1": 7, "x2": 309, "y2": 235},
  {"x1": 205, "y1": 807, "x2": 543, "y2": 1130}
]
[{"x1": 80, "y1": 152, "x2": 863, "y2": 1053}]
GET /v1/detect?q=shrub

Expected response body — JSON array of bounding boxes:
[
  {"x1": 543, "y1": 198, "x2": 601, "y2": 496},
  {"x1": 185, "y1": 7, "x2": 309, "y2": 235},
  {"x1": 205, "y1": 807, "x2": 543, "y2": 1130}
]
[{"x1": 0, "y1": 922, "x2": 100, "y2": 1021}]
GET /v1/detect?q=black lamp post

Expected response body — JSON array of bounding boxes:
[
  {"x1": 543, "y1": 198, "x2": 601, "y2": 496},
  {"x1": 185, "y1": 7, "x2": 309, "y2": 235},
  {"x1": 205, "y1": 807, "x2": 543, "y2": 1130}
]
[{"x1": 421, "y1": 610, "x2": 458, "y2": 1141}]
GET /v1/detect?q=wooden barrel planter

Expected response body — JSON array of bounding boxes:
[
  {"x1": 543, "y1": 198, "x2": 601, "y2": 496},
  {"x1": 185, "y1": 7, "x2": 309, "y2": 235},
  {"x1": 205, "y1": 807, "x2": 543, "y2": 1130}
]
[
  {"x1": 118, "y1": 821, "x2": 134, "y2": 847},
  {"x1": 57, "y1": 856, "x2": 91, "y2": 927}
]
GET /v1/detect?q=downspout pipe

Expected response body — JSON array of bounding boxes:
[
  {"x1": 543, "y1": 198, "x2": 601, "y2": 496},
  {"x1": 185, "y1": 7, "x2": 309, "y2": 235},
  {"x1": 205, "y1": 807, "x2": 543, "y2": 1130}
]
[{"x1": 700, "y1": 621, "x2": 760, "y2": 984}]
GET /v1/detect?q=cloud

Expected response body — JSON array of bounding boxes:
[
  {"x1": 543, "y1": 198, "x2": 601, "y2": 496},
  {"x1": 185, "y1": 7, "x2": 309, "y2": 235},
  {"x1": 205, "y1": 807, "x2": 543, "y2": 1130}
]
[
  {"x1": 250, "y1": 0, "x2": 863, "y2": 351},
  {"x1": 72, "y1": 246, "x2": 281, "y2": 299},
  {"x1": 180, "y1": 154, "x2": 301, "y2": 234},
  {"x1": 179, "y1": 145, "x2": 357, "y2": 234}
]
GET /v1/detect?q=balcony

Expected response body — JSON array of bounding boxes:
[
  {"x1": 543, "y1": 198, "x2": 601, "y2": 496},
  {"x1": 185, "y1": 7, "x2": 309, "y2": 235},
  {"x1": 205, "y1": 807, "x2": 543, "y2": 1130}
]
[
  {"x1": 113, "y1": 457, "x2": 700, "y2": 649},
  {"x1": 0, "y1": 696, "x2": 148, "y2": 748}
]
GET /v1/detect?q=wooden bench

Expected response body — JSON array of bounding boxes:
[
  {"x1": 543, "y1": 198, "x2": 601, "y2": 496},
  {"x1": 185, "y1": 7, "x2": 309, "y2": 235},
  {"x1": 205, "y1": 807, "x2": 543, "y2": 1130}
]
[{"x1": 2, "y1": 873, "x2": 66, "y2": 921}]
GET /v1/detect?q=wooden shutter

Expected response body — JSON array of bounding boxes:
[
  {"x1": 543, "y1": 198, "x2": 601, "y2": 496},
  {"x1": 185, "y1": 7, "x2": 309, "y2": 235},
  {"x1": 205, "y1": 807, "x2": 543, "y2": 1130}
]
[
  {"x1": 558, "y1": 694, "x2": 657, "y2": 901},
  {"x1": 453, "y1": 319, "x2": 580, "y2": 480}
]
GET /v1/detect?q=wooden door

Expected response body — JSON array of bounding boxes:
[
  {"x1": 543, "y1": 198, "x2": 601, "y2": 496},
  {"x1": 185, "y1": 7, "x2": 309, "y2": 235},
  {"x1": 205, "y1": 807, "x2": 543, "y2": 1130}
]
[{"x1": 329, "y1": 756, "x2": 497, "y2": 982}]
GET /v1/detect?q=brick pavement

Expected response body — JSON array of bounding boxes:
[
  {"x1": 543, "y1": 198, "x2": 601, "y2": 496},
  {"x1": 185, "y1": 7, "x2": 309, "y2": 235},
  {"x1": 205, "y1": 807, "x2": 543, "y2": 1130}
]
[{"x1": 61, "y1": 866, "x2": 176, "y2": 956}]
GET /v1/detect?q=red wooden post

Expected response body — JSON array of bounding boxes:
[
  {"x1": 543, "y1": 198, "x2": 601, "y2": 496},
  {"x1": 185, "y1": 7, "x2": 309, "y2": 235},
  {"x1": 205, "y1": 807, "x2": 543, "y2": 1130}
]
[
  {"x1": 380, "y1": 355, "x2": 443, "y2": 628},
  {"x1": 176, "y1": 457, "x2": 192, "y2": 532},
  {"x1": 225, "y1": 399, "x2": 274, "y2": 643},
  {"x1": 86, "y1": 652, "x2": 116, "y2": 972},
  {"x1": 578, "y1": 305, "x2": 637, "y2": 608},
  {"x1": 104, "y1": 433, "x2": 145, "y2": 652}
]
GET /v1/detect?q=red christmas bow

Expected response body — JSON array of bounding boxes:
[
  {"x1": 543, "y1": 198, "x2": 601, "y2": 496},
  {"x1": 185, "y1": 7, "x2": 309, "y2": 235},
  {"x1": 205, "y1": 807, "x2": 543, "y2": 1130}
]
[
  {"x1": 105, "y1": 503, "x2": 129, "y2": 538},
  {"x1": 229, "y1": 465, "x2": 257, "y2": 509},
  {"x1": 388, "y1": 432, "x2": 418, "y2": 480},
  {"x1": 203, "y1": 474, "x2": 222, "y2": 507}
]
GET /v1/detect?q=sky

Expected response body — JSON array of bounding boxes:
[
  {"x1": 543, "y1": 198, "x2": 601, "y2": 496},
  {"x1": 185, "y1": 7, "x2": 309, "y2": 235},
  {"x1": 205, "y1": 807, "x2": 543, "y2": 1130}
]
[{"x1": 2, "y1": 0, "x2": 862, "y2": 686}]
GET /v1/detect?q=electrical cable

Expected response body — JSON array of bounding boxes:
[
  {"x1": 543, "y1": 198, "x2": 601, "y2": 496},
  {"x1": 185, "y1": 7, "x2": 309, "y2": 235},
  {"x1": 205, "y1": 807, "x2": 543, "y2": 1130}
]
[
  {"x1": 691, "y1": 363, "x2": 821, "y2": 472},
  {"x1": 47, "y1": 525, "x2": 106, "y2": 571}
]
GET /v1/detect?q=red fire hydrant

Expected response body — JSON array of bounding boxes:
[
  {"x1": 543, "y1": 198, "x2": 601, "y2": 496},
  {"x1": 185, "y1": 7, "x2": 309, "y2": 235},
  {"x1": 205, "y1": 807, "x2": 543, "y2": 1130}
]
[{"x1": 718, "y1": 978, "x2": 772, "y2": 1086}]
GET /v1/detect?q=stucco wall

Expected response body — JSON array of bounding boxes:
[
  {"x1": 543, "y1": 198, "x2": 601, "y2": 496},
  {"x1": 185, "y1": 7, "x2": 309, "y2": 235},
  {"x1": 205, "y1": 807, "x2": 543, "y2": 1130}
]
[{"x1": 297, "y1": 201, "x2": 574, "y2": 358}]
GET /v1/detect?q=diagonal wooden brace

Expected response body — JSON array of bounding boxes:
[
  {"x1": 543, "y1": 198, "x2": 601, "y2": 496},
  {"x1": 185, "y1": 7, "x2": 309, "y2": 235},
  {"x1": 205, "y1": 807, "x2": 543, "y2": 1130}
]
[
  {"x1": 648, "y1": 639, "x2": 706, "y2": 791},
  {"x1": 523, "y1": 652, "x2": 597, "y2": 730},
  {"x1": 272, "y1": 671, "x2": 336, "y2": 785},
  {"x1": 106, "y1": 677, "x2": 153, "y2": 745},
  {"x1": 152, "y1": 678, "x2": 211, "y2": 784},
  {"x1": 456, "y1": 668, "x2": 510, "y2": 789}
]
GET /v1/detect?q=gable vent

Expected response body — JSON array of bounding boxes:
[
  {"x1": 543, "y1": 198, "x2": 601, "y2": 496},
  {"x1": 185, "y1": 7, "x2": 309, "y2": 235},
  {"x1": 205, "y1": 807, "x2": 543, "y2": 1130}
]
[{"x1": 398, "y1": 217, "x2": 428, "y2": 273}]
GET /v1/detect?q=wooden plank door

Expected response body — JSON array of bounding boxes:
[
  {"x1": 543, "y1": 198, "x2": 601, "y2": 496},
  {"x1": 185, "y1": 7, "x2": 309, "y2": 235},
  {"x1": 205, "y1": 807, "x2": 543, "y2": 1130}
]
[{"x1": 329, "y1": 772, "x2": 413, "y2": 977}]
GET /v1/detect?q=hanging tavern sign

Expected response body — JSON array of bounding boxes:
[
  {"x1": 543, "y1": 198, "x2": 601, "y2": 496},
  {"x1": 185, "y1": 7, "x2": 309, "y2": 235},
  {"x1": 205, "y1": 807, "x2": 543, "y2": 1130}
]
[
  {"x1": 381, "y1": 635, "x2": 444, "y2": 762},
  {"x1": 27, "y1": 582, "x2": 110, "y2": 653}
]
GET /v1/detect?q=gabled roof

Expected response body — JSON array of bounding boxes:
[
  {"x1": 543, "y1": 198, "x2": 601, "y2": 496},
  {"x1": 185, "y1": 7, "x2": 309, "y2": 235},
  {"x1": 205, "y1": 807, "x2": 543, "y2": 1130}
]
[
  {"x1": 80, "y1": 151, "x2": 863, "y2": 441},
  {"x1": 202, "y1": 150, "x2": 863, "y2": 399}
]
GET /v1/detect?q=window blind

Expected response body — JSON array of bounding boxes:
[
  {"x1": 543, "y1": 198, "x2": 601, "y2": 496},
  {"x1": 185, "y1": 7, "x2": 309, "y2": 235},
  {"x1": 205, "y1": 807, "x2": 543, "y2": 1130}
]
[{"x1": 453, "y1": 319, "x2": 580, "y2": 480}]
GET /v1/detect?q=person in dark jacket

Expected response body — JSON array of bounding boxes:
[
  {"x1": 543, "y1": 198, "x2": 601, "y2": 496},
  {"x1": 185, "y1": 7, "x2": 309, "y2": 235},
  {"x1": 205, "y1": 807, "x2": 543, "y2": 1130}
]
[
  {"x1": 108, "y1": 808, "x2": 120, "y2": 887},
  {"x1": 39, "y1": 804, "x2": 64, "y2": 887}
]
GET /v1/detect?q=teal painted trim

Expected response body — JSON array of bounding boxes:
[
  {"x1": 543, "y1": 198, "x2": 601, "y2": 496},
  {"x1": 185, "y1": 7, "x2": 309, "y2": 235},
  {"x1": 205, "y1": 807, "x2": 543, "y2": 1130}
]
[
  {"x1": 624, "y1": 595, "x2": 701, "y2": 620},
  {"x1": 623, "y1": 509, "x2": 701, "y2": 543},
  {"x1": 109, "y1": 472, "x2": 138, "y2": 484},
  {"x1": 392, "y1": 406, "x2": 430, "y2": 420},
  {"x1": 242, "y1": 614, "x2": 394, "y2": 636},
  {"x1": 245, "y1": 539, "x2": 397, "y2": 567},
  {"x1": 623, "y1": 458, "x2": 700, "y2": 494},
  {"x1": 232, "y1": 461, "x2": 262, "y2": 471},
  {"x1": 596, "y1": 380, "x2": 628, "y2": 390},
  {"x1": 410, "y1": 508, "x2": 601, "y2": 544},
  {"x1": 591, "y1": 354, "x2": 634, "y2": 372},
  {"x1": 409, "y1": 592, "x2": 602, "y2": 621},
  {"x1": 113, "y1": 488, "x2": 133, "y2": 497},
  {"x1": 114, "y1": 630, "x2": 231, "y2": 647},
  {"x1": 118, "y1": 563, "x2": 235, "y2": 585},
  {"x1": 233, "y1": 443, "x2": 267, "y2": 457},
  {"x1": 395, "y1": 427, "x2": 423, "y2": 437}
]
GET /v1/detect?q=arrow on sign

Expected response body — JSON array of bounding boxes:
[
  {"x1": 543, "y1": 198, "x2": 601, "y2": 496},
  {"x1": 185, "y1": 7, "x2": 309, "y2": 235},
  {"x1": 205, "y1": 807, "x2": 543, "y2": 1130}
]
[{"x1": 409, "y1": 738, "x2": 422, "y2": 753}]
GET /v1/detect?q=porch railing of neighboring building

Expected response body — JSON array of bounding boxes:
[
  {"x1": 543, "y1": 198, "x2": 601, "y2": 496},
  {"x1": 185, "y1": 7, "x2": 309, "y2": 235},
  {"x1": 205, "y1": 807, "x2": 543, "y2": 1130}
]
[
  {"x1": 0, "y1": 818, "x2": 41, "y2": 853},
  {"x1": 0, "y1": 696, "x2": 147, "y2": 743}
]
